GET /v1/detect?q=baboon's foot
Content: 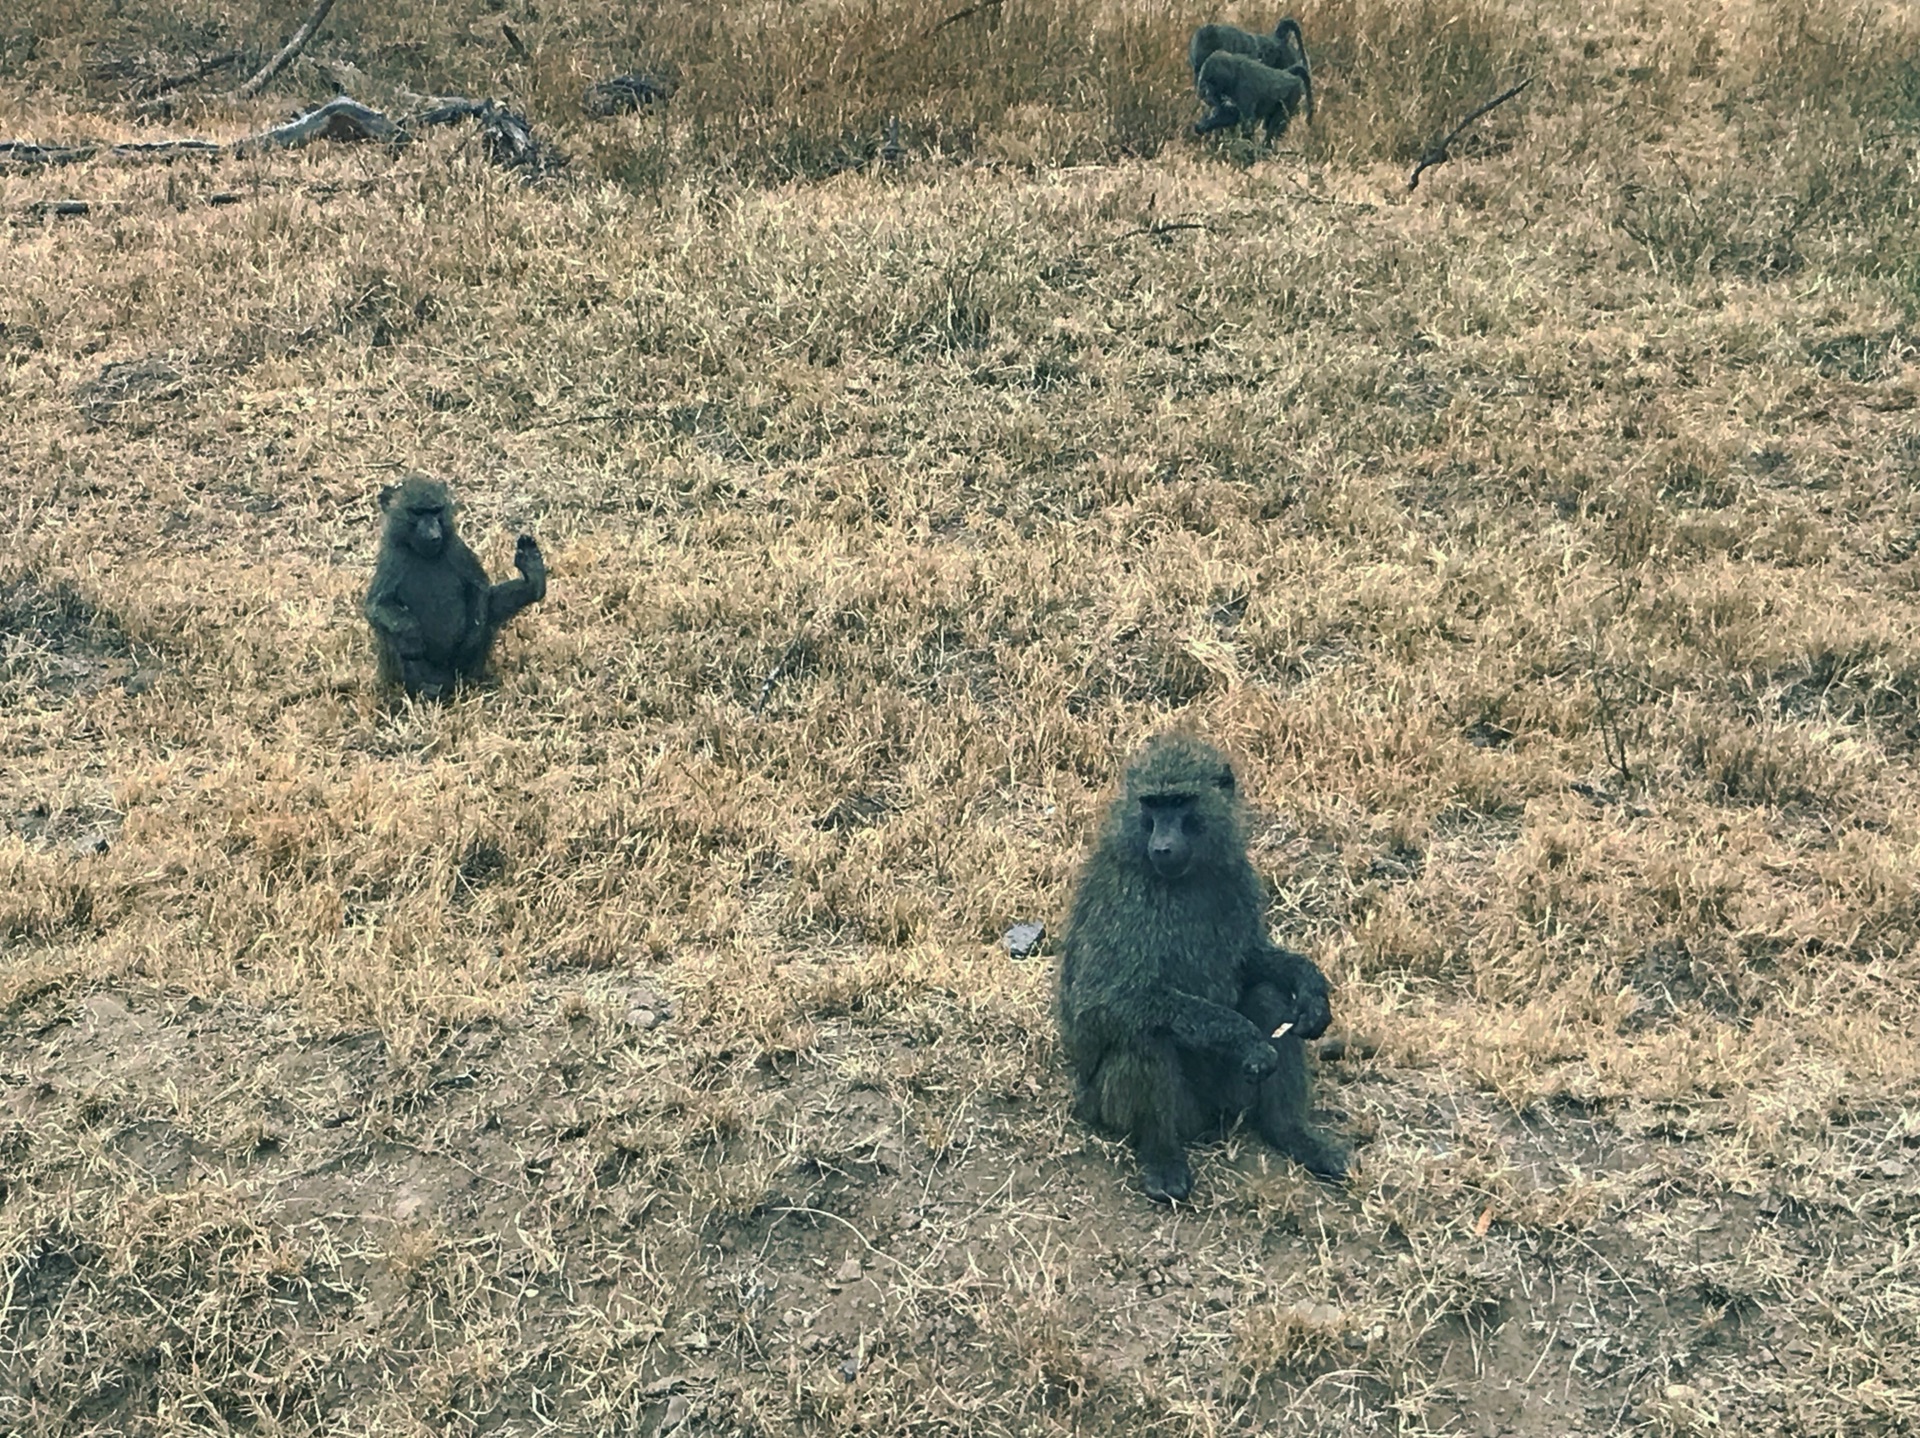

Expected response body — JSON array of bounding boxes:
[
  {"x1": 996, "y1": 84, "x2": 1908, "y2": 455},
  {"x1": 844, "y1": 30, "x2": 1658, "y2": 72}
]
[
  {"x1": 1269, "y1": 1127, "x2": 1349, "y2": 1183},
  {"x1": 1139, "y1": 1152, "x2": 1194, "y2": 1203}
]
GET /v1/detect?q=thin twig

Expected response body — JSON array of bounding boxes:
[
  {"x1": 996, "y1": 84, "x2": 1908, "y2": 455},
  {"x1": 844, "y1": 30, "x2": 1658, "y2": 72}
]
[
  {"x1": 1110, "y1": 218, "x2": 1208, "y2": 246},
  {"x1": 1407, "y1": 76, "x2": 1532, "y2": 191},
  {"x1": 752, "y1": 641, "x2": 805, "y2": 716},
  {"x1": 230, "y1": 0, "x2": 340, "y2": 101},
  {"x1": 132, "y1": 49, "x2": 242, "y2": 101},
  {"x1": 752, "y1": 615, "x2": 817, "y2": 716},
  {"x1": 934, "y1": 0, "x2": 1004, "y2": 31}
]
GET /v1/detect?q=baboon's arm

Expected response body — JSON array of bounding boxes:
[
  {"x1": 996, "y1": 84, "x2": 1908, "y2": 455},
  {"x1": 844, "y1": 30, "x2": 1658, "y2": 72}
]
[
  {"x1": 1161, "y1": 988, "x2": 1280, "y2": 1071},
  {"x1": 1247, "y1": 942, "x2": 1332, "y2": 1038},
  {"x1": 364, "y1": 580, "x2": 424, "y2": 651},
  {"x1": 486, "y1": 535, "x2": 547, "y2": 624},
  {"x1": 486, "y1": 576, "x2": 541, "y2": 623}
]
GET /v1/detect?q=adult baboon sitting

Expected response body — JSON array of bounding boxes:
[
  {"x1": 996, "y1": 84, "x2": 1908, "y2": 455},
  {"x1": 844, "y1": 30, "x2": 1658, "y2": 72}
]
[
  {"x1": 1195, "y1": 49, "x2": 1314, "y2": 141},
  {"x1": 364, "y1": 474, "x2": 547, "y2": 698},
  {"x1": 1056, "y1": 734, "x2": 1346, "y2": 1202},
  {"x1": 1187, "y1": 17, "x2": 1307, "y2": 85}
]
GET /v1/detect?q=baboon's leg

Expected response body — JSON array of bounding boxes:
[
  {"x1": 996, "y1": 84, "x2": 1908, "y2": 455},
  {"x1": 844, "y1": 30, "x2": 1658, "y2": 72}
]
[
  {"x1": 1092, "y1": 1044, "x2": 1202, "y2": 1202},
  {"x1": 1263, "y1": 110, "x2": 1292, "y2": 142},
  {"x1": 404, "y1": 656, "x2": 456, "y2": 698},
  {"x1": 1240, "y1": 983, "x2": 1348, "y2": 1181}
]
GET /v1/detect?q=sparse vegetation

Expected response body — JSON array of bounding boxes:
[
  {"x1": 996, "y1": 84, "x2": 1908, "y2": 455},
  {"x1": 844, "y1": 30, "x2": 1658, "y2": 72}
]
[{"x1": 3, "y1": 0, "x2": 1920, "y2": 1433}]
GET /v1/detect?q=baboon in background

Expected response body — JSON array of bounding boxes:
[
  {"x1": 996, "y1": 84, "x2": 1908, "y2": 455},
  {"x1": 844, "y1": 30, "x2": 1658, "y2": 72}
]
[
  {"x1": 364, "y1": 475, "x2": 547, "y2": 698},
  {"x1": 1187, "y1": 17, "x2": 1306, "y2": 85},
  {"x1": 1196, "y1": 50, "x2": 1314, "y2": 141},
  {"x1": 1056, "y1": 733, "x2": 1346, "y2": 1202}
]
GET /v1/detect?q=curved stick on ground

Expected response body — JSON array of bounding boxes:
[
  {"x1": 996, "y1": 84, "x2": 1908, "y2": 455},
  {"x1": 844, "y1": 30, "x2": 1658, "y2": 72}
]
[
  {"x1": 230, "y1": 0, "x2": 341, "y2": 101},
  {"x1": 1407, "y1": 76, "x2": 1533, "y2": 191},
  {"x1": 234, "y1": 96, "x2": 399, "y2": 154}
]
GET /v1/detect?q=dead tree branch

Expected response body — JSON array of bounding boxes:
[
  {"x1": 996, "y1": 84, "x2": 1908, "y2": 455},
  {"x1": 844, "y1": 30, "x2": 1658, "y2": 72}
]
[
  {"x1": 1407, "y1": 77, "x2": 1532, "y2": 191},
  {"x1": 2, "y1": 94, "x2": 561, "y2": 177},
  {"x1": 230, "y1": 0, "x2": 340, "y2": 101},
  {"x1": 236, "y1": 95, "x2": 398, "y2": 151}
]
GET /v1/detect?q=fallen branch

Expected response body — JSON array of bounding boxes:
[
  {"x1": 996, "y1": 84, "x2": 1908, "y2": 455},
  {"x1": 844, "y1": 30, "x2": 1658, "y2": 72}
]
[
  {"x1": 1, "y1": 93, "x2": 561, "y2": 175},
  {"x1": 0, "y1": 138, "x2": 223, "y2": 167},
  {"x1": 235, "y1": 95, "x2": 398, "y2": 152},
  {"x1": 1407, "y1": 77, "x2": 1532, "y2": 192},
  {"x1": 230, "y1": 0, "x2": 340, "y2": 101},
  {"x1": 410, "y1": 97, "x2": 560, "y2": 172}
]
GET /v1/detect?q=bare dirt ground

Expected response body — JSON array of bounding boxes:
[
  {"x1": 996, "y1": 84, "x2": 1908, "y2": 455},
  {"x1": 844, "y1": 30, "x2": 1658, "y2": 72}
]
[{"x1": 3, "y1": 0, "x2": 1919, "y2": 1433}]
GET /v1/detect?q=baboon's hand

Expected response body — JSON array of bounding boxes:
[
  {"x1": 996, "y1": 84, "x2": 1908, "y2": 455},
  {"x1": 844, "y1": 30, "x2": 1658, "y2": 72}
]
[
  {"x1": 1240, "y1": 1035, "x2": 1280, "y2": 1080},
  {"x1": 514, "y1": 534, "x2": 545, "y2": 579},
  {"x1": 1290, "y1": 987, "x2": 1332, "y2": 1041},
  {"x1": 387, "y1": 622, "x2": 427, "y2": 659}
]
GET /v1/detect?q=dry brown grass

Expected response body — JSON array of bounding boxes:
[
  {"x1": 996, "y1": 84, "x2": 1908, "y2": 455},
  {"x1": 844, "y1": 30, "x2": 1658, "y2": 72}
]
[{"x1": 3, "y1": 0, "x2": 1920, "y2": 1433}]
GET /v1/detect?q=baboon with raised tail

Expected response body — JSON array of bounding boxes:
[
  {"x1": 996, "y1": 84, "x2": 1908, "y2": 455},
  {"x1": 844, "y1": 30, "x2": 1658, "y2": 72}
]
[
  {"x1": 1187, "y1": 17, "x2": 1307, "y2": 85},
  {"x1": 364, "y1": 475, "x2": 547, "y2": 698},
  {"x1": 1056, "y1": 733, "x2": 1347, "y2": 1202}
]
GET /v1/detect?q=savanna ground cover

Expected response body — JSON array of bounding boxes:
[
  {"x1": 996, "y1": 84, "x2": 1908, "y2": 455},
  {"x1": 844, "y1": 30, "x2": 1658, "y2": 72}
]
[{"x1": 2, "y1": 0, "x2": 1919, "y2": 1432}]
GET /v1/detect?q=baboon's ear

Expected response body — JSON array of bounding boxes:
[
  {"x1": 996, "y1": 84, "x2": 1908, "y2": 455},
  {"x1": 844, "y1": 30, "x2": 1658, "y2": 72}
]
[
  {"x1": 378, "y1": 484, "x2": 399, "y2": 512},
  {"x1": 1215, "y1": 769, "x2": 1236, "y2": 793}
]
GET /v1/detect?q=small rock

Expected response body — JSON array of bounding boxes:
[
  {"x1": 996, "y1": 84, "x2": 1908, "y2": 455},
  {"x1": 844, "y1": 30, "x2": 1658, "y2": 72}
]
[
  {"x1": 1289, "y1": 1301, "x2": 1344, "y2": 1328},
  {"x1": 122, "y1": 669, "x2": 158, "y2": 696},
  {"x1": 1663, "y1": 1383, "x2": 1702, "y2": 1406},
  {"x1": 662, "y1": 1394, "x2": 690, "y2": 1429},
  {"x1": 1003, "y1": 921, "x2": 1045, "y2": 959},
  {"x1": 626, "y1": 1006, "x2": 660, "y2": 1030},
  {"x1": 72, "y1": 832, "x2": 109, "y2": 857},
  {"x1": 834, "y1": 1256, "x2": 863, "y2": 1284},
  {"x1": 838, "y1": 1354, "x2": 860, "y2": 1382}
]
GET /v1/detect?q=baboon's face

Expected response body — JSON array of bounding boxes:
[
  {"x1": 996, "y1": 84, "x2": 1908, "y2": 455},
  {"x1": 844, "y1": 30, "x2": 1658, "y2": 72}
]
[
  {"x1": 383, "y1": 479, "x2": 455, "y2": 558},
  {"x1": 1138, "y1": 794, "x2": 1204, "y2": 879},
  {"x1": 401, "y1": 501, "x2": 449, "y2": 557},
  {"x1": 1114, "y1": 735, "x2": 1244, "y2": 881}
]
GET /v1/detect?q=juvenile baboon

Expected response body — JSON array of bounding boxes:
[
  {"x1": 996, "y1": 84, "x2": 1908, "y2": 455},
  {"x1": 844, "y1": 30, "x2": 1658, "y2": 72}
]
[
  {"x1": 1056, "y1": 734, "x2": 1345, "y2": 1201},
  {"x1": 1187, "y1": 17, "x2": 1306, "y2": 85},
  {"x1": 1196, "y1": 51, "x2": 1314, "y2": 141},
  {"x1": 364, "y1": 475, "x2": 547, "y2": 698}
]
